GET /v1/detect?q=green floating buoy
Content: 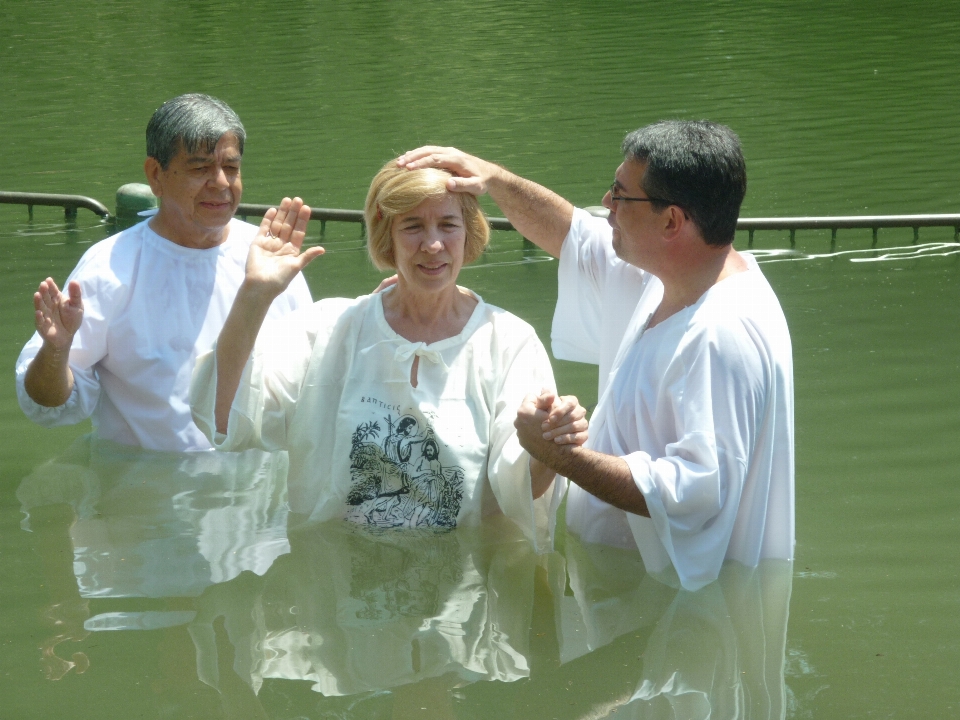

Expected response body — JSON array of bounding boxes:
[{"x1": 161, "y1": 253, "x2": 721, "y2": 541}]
[{"x1": 116, "y1": 183, "x2": 157, "y2": 219}]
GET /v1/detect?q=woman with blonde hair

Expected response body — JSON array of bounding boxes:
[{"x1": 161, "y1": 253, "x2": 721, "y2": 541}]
[{"x1": 190, "y1": 161, "x2": 586, "y2": 548}]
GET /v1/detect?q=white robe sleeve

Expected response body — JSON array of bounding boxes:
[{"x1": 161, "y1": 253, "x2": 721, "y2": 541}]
[
  {"x1": 484, "y1": 314, "x2": 564, "y2": 552},
  {"x1": 15, "y1": 251, "x2": 117, "y2": 427},
  {"x1": 551, "y1": 208, "x2": 614, "y2": 365},
  {"x1": 191, "y1": 298, "x2": 355, "y2": 453},
  {"x1": 551, "y1": 209, "x2": 651, "y2": 393},
  {"x1": 623, "y1": 320, "x2": 763, "y2": 591}
]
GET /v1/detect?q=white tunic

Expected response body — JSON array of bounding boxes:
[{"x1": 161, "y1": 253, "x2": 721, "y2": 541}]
[
  {"x1": 552, "y1": 209, "x2": 794, "y2": 590},
  {"x1": 15, "y1": 219, "x2": 313, "y2": 452},
  {"x1": 190, "y1": 288, "x2": 561, "y2": 550}
]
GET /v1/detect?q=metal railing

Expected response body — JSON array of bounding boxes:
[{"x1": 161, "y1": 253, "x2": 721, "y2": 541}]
[
  {"x1": 235, "y1": 203, "x2": 515, "y2": 232},
  {"x1": 4, "y1": 191, "x2": 959, "y2": 246},
  {"x1": 737, "y1": 214, "x2": 960, "y2": 248},
  {"x1": 0, "y1": 191, "x2": 110, "y2": 219}
]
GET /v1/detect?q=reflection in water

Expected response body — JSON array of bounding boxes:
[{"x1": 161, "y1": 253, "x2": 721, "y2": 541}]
[
  {"x1": 190, "y1": 518, "x2": 541, "y2": 707},
  {"x1": 19, "y1": 437, "x2": 792, "y2": 718},
  {"x1": 748, "y1": 242, "x2": 960, "y2": 264},
  {"x1": 17, "y1": 436, "x2": 290, "y2": 680}
]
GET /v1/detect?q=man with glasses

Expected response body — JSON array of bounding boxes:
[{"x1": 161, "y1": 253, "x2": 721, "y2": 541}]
[{"x1": 398, "y1": 121, "x2": 794, "y2": 591}]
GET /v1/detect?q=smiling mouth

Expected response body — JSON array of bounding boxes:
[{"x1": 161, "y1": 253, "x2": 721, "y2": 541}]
[{"x1": 418, "y1": 263, "x2": 448, "y2": 275}]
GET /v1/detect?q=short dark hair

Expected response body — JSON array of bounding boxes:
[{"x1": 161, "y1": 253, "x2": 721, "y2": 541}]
[
  {"x1": 146, "y1": 94, "x2": 245, "y2": 169},
  {"x1": 621, "y1": 120, "x2": 746, "y2": 247}
]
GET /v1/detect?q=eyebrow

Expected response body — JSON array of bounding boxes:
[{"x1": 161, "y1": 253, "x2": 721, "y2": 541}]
[
  {"x1": 399, "y1": 214, "x2": 462, "y2": 223},
  {"x1": 185, "y1": 154, "x2": 241, "y2": 164}
]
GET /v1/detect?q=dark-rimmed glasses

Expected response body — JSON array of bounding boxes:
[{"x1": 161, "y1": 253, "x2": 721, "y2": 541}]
[{"x1": 608, "y1": 183, "x2": 670, "y2": 206}]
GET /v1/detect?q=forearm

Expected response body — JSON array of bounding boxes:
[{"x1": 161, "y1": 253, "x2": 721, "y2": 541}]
[
  {"x1": 23, "y1": 342, "x2": 75, "y2": 407},
  {"x1": 486, "y1": 167, "x2": 574, "y2": 259},
  {"x1": 533, "y1": 444, "x2": 649, "y2": 517},
  {"x1": 214, "y1": 284, "x2": 275, "y2": 433}
]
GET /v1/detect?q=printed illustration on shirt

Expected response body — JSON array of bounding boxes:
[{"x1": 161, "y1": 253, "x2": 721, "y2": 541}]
[{"x1": 346, "y1": 412, "x2": 465, "y2": 529}]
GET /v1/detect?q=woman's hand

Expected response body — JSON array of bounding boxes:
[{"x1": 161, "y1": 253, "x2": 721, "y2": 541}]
[
  {"x1": 34, "y1": 278, "x2": 83, "y2": 352},
  {"x1": 245, "y1": 197, "x2": 324, "y2": 297}
]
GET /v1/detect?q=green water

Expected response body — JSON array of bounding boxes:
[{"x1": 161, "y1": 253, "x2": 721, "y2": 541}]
[{"x1": 2, "y1": 1, "x2": 960, "y2": 717}]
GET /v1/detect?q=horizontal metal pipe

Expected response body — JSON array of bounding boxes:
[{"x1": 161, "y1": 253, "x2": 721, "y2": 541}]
[
  {"x1": 0, "y1": 191, "x2": 110, "y2": 217},
  {"x1": 239, "y1": 205, "x2": 960, "y2": 233},
  {"x1": 235, "y1": 203, "x2": 516, "y2": 230},
  {"x1": 5, "y1": 191, "x2": 959, "y2": 235}
]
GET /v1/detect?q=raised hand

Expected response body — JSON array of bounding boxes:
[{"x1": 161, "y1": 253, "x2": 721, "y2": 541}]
[
  {"x1": 245, "y1": 197, "x2": 324, "y2": 297},
  {"x1": 34, "y1": 278, "x2": 83, "y2": 351},
  {"x1": 396, "y1": 146, "x2": 500, "y2": 197}
]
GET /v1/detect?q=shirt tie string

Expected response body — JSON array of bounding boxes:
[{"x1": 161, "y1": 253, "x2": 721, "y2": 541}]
[{"x1": 394, "y1": 342, "x2": 448, "y2": 370}]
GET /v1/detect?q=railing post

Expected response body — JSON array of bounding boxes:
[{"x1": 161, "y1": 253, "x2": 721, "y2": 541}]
[
  {"x1": 748, "y1": 229, "x2": 754, "y2": 248},
  {"x1": 789, "y1": 229, "x2": 795, "y2": 248},
  {"x1": 830, "y1": 228, "x2": 837, "y2": 252},
  {"x1": 872, "y1": 228, "x2": 878, "y2": 247},
  {"x1": 913, "y1": 227, "x2": 919, "y2": 244}
]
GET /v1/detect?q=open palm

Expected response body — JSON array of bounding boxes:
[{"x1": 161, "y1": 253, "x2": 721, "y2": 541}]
[
  {"x1": 34, "y1": 278, "x2": 83, "y2": 351},
  {"x1": 246, "y1": 197, "x2": 325, "y2": 295}
]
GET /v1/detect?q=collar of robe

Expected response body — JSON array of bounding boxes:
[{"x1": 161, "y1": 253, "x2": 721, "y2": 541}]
[{"x1": 393, "y1": 341, "x2": 448, "y2": 370}]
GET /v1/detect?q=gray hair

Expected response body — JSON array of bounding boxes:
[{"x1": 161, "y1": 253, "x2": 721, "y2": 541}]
[
  {"x1": 146, "y1": 94, "x2": 246, "y2": 169},
  {"x1": 621, "y1": 120, "x2": 746, "y2": 247}
]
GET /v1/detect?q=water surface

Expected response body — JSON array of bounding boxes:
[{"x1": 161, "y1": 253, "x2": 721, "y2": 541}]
[{"x1": 2, "y1": 1, "x2": 959, "y2": 717}]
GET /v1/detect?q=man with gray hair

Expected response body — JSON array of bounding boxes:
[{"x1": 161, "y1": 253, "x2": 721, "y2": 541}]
[
  {"x1": 398, "y1": 121, "x2": 794, "y2": 590},
  {"x1": 16, "y1": 93, "x2": 312, "y2": 451}
]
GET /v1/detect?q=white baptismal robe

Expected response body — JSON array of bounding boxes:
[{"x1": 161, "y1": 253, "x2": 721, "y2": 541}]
[
  {"x1": 552, "y1": 209, "x2": 794, "y2": 590},
  {"x1": 191, "y1": 289, "x2": 561, "y2": 550},
  {"x1": 15, "y1": 218, "x2": 312, "y2": 452}
]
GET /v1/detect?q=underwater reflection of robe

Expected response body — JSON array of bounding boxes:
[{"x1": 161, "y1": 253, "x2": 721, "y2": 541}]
[
  {"x1": 492, "y1": 538, "x2": 794, "y2": 720},
  {"x1": 188, "y1": 517, "x2": 540, "y2": 699},
  {"x1": 18, "y1": 435, "x2": 290, "y2": 609}
]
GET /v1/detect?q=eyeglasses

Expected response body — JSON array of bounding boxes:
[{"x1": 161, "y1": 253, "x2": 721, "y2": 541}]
[{"x1": 608, "y1": 183, "x2": 670, "y2": 206}]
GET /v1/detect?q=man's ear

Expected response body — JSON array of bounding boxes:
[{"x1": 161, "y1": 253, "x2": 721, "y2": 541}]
[
  {"x1": 661, "y1": 204, "x2": 687, "y2": 240},
  {"x1": 144, "y1": 157, "x2": 163, "y2": 197}
]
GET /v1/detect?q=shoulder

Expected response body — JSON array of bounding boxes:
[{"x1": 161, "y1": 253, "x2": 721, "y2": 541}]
[
  {"x1": 469, "y1": 299, "x2": 546, "y2": 360},
  {"x1": 270, "y1": 293, "x2": 370, "y2": 338},
  {"x1": 482, "y1": 302, "x2": 539, "y2": 337},
  {"x1": 569, "y1": 207, "x2": 613, "y2": 241},
  {"x1": 219, "y1": 218, "x2": 260, "y2": 260},
  {"x1": 683, "y1": 265, "x2": 791, "y2": 370},
  {"x1": 69, "y1": 221, "x2": 152, "y2": 290}
]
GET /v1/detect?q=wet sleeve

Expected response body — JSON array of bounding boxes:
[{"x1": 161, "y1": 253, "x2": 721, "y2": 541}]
[
  {"x1": 191, "y1": 298, "x2": 355, "y2": 453},
  {"x1": 15, "y1": 260, "x2": 113, "y2": 427},
  {"x1": 551, "y1": 209, "x2": 616, "y2": 364},
  {"x1": 624, "y1": 324, "x2": 761, "y2": 591},
  {"x1": 486, "y1": 320, "x2": 566, "y2": 552}
]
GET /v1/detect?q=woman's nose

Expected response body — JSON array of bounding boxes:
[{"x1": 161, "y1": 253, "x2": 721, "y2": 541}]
[{"x1": 421, "y1": 229, "x2": 444, "y2": 251}]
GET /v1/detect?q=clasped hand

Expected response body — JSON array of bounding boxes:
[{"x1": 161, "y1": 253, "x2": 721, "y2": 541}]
[{"x1": 515, "y1": 390, "x2": 589, "y2": 464}]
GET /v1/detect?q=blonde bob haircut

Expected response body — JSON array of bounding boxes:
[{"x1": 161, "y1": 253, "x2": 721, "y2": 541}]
[{"x1": 364, "y1": 161, "x2": 490, "y2": 272}]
